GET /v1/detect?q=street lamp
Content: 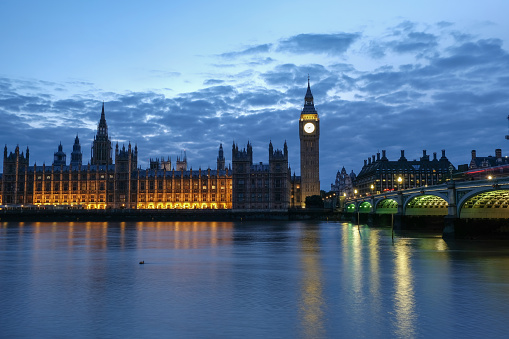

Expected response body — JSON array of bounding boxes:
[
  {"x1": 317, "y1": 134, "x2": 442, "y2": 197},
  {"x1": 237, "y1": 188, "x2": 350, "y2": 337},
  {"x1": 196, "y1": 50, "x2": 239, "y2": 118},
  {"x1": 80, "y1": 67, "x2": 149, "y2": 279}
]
[
  {"x1": 370, "y1": 184, "x2": 374, "y2": 195},
  {"x1": 397, "y1": 176, "x2": 402, "y2": 190},
  {"x1": 354, "y1": 189, "x2": 358, "y2": 197},
  {"x1": 488, "y1": 175, "x2": 493, "y2": 180}
]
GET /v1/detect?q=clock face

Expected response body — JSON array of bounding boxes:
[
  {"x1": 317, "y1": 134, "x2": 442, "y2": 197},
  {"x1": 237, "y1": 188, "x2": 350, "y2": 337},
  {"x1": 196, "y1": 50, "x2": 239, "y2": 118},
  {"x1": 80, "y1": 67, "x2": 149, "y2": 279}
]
[{"x1": 304, "y1": 122, "x2": 315, "y2": 134}]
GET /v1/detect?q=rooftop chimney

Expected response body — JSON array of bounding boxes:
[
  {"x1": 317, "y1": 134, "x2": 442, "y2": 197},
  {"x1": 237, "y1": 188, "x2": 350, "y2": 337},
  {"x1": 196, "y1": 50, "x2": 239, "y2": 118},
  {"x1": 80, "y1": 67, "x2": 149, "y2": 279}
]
[
  {"x1": 496, "y1": 149, "x2": 502, "y2": 158},
  {"x1": 399, "y1": 150, "x2": 407, "y2": 161},
  {"x1": 440, "y1": 149, "x2": 447, "y2": 161},
  {"x1": 471, "y1": 150, "x2": 476, "y2": 159}
]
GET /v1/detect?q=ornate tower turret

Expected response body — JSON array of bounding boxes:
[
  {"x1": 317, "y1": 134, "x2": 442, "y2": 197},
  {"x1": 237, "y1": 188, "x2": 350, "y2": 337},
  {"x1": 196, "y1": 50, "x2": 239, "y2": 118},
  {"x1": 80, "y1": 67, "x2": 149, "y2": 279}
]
[
  {"x1": 70, "y1": 135, "x2": 82, "y2": 167},
  {"x1": 176, "y1": 151, "x2": 187, "y2": 171},
  {"x1": 217, "y1": 143, "x2": 225, "y2": 171},
  {"x1": 91, "y1": 102, "x2": 112, "y2": 166},
  {"x1": 53, "y1": 142, "x2": 67, "y2": 166},
  {"x1": 299, "y1": 77, "x2": 320, "y2": 207}
]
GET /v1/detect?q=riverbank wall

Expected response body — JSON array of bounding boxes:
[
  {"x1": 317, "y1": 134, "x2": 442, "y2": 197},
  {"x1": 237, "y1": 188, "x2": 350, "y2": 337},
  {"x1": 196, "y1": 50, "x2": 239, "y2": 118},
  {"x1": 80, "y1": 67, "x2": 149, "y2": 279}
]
[{"x1": 0, "y1": 209, "x2": 336, "y2": 223}]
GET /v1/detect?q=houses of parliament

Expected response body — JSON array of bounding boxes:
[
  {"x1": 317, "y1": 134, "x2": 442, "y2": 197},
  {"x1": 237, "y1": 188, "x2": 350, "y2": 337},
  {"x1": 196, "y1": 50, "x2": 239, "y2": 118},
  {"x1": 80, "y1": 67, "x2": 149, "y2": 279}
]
[{"x1": 0, "y1": 81, "x2": 320, "y2": 210}]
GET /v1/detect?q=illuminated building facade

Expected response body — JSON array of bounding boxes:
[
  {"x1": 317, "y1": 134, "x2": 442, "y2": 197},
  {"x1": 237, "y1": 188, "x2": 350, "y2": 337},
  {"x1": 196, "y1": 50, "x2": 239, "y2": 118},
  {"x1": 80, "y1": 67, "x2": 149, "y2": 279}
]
[
  {"x1": 1, "y1": 81, "x2": 318, "y2": 210},
  {"x1": 354, "y1": 149, "x2": 453, "y2": 196},
  {"x1": 298, "y1": 78, "x2": 320, "y2": 206},
  {"x1": 1, "y1": 105, "x2": 232, "y2": 209},
  {"x1": 330, "y1": 167, "x2": 356, "y2": 198},
  {"x1": 457, "y1": 148, "x2": 509, "y2": 180}
]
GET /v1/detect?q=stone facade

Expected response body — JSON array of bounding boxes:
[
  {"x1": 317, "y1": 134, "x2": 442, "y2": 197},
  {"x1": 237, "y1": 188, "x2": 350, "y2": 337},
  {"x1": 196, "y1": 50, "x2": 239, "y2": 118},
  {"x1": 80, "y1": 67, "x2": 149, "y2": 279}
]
[
  {"x1": 460, "y1": 148, "x2": 509, "y2": 179},
  {"x1": 331, "y1": 167, "x2": 356, "y2": 198},
  {"x1": 1, "y1": 81, "x2": 318, "y2": 210},
  {"x1": 1, "y1": 104, "x2": 231, "y2": 209},
  {"x1": 231, "y1": 141, "x2": 290, "y2": 210},
  {"x1": 298, "y1": 78, "x2": 320, "y2": 206},
  {"x1": 354, "y1": 149, "x2": 454, "y2": 196}
]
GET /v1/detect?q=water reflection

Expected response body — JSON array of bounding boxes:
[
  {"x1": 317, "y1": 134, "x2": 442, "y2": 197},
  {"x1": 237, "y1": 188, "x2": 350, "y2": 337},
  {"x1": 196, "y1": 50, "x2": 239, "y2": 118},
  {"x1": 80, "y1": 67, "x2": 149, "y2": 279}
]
[
  {"x1": 11, "y1": 221, "x2": 235, "y2": 253},
  {"x1": 299, "y1": 225, "x2": 325, "y2": 338},
  {"x1": 393, "y1": 239, "x2": 416, "y2": 338},
  {"x1": 1, "y1": 221, "x2": 509, "y2": 338}
]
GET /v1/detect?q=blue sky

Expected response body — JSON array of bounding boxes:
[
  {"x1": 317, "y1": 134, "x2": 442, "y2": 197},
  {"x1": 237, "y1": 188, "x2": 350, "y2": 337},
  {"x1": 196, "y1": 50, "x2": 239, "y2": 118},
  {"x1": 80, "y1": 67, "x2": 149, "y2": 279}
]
[{"x1": 1, "y1": 0, "x2": 509, "y2": 190}]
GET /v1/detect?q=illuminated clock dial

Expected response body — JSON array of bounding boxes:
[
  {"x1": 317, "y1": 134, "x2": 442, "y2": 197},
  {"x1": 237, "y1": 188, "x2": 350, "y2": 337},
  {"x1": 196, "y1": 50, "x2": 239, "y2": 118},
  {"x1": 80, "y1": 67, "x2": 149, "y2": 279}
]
[{"x1": 304, "y1": 122, "x2": 315, "y2": 133}]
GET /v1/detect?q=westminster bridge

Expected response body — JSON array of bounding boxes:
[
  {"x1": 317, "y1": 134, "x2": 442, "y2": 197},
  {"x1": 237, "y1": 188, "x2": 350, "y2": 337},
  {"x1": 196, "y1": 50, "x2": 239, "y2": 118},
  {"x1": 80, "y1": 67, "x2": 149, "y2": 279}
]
[{"x1": 342, "y1": 177, "x2": 509, "y2": 238}]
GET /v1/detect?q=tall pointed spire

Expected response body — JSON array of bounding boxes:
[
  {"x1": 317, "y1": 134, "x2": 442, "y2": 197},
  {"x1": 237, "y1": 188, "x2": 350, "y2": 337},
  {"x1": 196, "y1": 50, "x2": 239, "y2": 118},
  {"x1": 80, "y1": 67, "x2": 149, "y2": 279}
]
[
  {"x1": 91, "y1": 102, "x2": 112, "y2": 165},
  {"x1": 97, "y1": 101, "x2": 108, "y2": 136},
  {"x1": 302, "y1": 77, "x2": 316, "y2": 113},
  {"x1": 305, "y1": 75, "x2": 313, "y2": 103}
]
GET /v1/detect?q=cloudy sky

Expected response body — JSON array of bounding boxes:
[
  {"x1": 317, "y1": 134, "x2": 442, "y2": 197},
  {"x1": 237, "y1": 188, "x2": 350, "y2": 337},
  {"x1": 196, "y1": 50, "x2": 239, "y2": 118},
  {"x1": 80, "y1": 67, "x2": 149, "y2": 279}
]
[{"x1": 1, "y1": 0, "x2": 509, "y2": 190}]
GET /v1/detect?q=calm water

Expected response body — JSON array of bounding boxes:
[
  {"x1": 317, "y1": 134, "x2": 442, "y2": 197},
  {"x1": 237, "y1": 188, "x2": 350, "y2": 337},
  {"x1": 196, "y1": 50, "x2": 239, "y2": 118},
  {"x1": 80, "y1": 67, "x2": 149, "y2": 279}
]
[{"x1": 1, "y1": 221, "x2": 509, "y2": 338}]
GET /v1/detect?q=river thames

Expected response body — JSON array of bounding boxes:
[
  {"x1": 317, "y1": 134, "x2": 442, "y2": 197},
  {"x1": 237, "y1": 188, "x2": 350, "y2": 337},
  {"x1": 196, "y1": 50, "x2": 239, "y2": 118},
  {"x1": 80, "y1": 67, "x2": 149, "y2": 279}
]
[{"x1": 1, "y1": 221, "x2": 509, "y2": 338}]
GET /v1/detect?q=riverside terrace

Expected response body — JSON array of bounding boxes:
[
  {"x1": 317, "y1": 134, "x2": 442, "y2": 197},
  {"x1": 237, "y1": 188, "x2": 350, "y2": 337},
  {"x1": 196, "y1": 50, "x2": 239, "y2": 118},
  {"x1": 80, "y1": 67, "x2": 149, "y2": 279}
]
[{"x1": 340, "y1": 177, "x2": 509, "y2": 238}]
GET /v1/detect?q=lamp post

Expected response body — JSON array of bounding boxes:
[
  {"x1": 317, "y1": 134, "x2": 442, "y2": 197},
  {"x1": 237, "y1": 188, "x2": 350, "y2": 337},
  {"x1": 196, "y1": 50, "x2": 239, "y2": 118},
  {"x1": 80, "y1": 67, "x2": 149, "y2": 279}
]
[
  {"x1": 397, "y1": 176, "x2": 402, "y2": 191},
  {"x1": 370, "y1": 184, "x2": 374, "y2": 195}
]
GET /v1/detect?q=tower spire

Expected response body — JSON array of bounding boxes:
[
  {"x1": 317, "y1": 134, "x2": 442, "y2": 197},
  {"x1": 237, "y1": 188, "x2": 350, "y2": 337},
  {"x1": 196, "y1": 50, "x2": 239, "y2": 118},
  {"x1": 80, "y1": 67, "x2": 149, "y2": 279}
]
[
  {"x1": 305, "y1": 76, "x2": 313, "y2": 105},
  {"x1": 101, "y1": 101, "x2": 105, "y2": 121},
  {"x1": 91, "y1": 102, "x2": 112, "y2": 165}
]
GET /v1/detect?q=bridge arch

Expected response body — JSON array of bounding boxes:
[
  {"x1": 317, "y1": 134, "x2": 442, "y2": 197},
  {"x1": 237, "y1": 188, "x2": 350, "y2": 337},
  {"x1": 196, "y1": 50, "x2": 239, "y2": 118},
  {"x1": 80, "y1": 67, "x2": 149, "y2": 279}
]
[
  {"x1": 459, "y1": 189, "x2": 509, "y2": 219},
  {"x1": 404, "y1": 194, "x2": 448, "y2": 216},
  {"x1": 374, "y1": 198, "x2": 398, "y2": 214},
  {"x1": 346, "y1": 202, "x2": 357, "y2": 213},
  {"x1": 358, "y1": 201, "x2": 372, "y2": 213}
]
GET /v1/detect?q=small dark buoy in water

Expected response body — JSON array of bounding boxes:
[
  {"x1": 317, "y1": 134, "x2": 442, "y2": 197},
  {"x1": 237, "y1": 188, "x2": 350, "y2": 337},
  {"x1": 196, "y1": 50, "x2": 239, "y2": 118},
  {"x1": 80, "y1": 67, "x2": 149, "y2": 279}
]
[{"x1": 139, "y1": 261, "x2": 144, "y2": 264}]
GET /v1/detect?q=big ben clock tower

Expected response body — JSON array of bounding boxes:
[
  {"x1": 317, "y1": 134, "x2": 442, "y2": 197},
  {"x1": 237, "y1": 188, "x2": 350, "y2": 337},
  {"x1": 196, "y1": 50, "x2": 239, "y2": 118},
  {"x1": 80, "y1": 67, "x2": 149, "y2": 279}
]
[{"x1": 299, "y1": 77, "x2": 320, "y2": 207}]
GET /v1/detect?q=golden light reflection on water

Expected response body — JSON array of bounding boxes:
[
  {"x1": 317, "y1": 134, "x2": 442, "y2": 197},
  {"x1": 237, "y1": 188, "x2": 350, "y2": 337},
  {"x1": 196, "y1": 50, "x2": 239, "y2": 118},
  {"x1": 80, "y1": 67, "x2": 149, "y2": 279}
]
[
  {"x1": 299, "y1": 227, "x2": 325, "y2": 339},
  {"x1": 133, "y1": 221, "x2": 232, "y2": 250},
  {"x1": 13, "y1": 221, "x2": 234, "y2": 253},
  {"x1": 393, "y1": 239, "x2": 416, "y2": 338},
  {"x1": 67, "y1": 222, "x2": 74, "y2": 250},
  {"x1": 368, "y1": 230, "x2": 381, "y2": 310},
  {"x1": 341, "y1": 224, "x2": 369, "y2": 324}
]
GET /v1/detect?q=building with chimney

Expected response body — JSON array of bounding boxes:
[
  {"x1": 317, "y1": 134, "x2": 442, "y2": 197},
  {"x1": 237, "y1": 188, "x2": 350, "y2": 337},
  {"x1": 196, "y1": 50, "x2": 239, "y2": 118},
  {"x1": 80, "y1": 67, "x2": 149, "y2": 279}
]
[
  {"x1": 353, "y1": 149, "x2": 454, "y2": 196},
  {"x1": 456, "y1": 149, "x2": 509, "y2": 180}
]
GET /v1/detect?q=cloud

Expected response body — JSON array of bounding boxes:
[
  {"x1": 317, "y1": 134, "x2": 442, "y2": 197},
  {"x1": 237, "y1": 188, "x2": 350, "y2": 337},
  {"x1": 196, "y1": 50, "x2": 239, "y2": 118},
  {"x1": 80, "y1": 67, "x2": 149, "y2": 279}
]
[
  {"x1": 247, "y1": 57, "x2": 275, "y2": 66},
  {"x1": 436, "y1": 21, "x2": 454, "y2": 29},
  {"x1": 366, "y1": 22, "x2": 439, "y2": 58},
  {"x1": 261, "y1": 63, "x2": 330, "y2": 87},
  {"x1": 390, "y1": 32, "x2": 438, "y2": 53},
  {"x1": 1, "y1": 21, "x2": 509, "y2": 190},
  {"x1": 203, "y1": 79, "x2": 224, "y2": 85},
  {"x1": 277, "y1": 33, "x2": 360, "y2": 55},
  {"x1": 219, "y1": 43, "x2": 272, "y2": 59},
  {"x1": 149, "y1": 70, "x2": 181, "y2": 78}
]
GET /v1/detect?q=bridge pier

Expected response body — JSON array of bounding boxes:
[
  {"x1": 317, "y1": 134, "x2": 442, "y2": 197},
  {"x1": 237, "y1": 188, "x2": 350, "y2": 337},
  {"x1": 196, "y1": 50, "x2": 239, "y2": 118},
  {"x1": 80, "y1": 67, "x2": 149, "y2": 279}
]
[
  {"x1": 443, "y1": 216, "x2": 457, "y2": 238},
  {"x1": 367, "y1": 212, "x2": 375, "y2": 226},
  {"x1": 393, "y1": 214, "x2": 404, "y2": 230},
  {"x1": 443, "y1": 181, "x2": 458, "y2": 239},
  {"x1": 393, "y1": 191, "x2": 405, "y2": 230}
]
